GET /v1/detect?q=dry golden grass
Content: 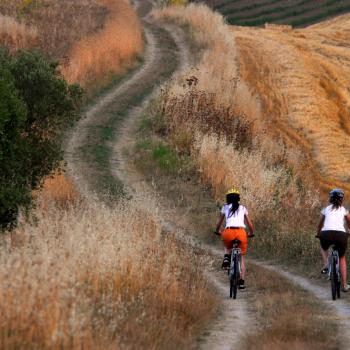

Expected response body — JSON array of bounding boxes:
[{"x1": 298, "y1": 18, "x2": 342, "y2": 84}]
[
  {"x1": 1, "y1": 196, "x2": 216, "y2": 349},
  {"x1": 0, "y1": 0, "x2": 143, "y2": 91},
  {"x1": 243, "y1": 263, "x2": 339, "y2": 349},
  {"x1": 0, "y1": 0, "x2": 107, "y2": 57},
  {"x1": 35, "y1": 172, "x2": 79, "y2": 209},
  {"x1": 61, "y1": 0, "x2": 143, "y2": 90},
  {"x1": 0, "y1": 14, "x2": 37, "y2": 50},
  {"x1": 232, "y1": 15, "x2": 350, "y2": 193}
]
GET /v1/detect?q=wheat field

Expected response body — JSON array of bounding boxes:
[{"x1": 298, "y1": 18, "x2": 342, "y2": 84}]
[
  {"x1": 204, "y1": 0, "x2": 350, "y2": 27},
  {"x1": 233, "y1": 15, "x2": 350, "y2": 193}
]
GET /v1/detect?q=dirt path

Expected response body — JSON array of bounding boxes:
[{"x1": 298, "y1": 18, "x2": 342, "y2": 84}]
[
  {"x1": 64, "y1": 1, "x2": 252, "y2": 348},
  {"x1": 65, "y1": 1, "x2": 180, "y2": 200}
]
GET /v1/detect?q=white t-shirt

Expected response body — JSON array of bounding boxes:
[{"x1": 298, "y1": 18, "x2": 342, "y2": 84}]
[
  {"x1": 321, "y1": 205, "x2": 349, "y2": 232},
  {"x1": 221, "y1": 204, "x2": 248, "y2": 228}
]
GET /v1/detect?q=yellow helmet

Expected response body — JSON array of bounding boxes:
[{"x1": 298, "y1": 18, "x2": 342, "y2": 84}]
[{"x1": 226, "y1": 188, "x2": 240, "y2": 195}]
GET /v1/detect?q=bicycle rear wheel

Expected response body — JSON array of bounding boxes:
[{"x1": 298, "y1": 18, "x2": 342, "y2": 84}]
[
  {"x1": 331, "y1": 257, "x2": 337, "y2": 300},
  {"x1": 336, "y1": 259, "x2": 341, "y2": 298},
  {"x1": 230, "y1": 255, "x2": 238, "y2": 299},
  {"x1": 337, "y1": 278, "x2": 341, "y2": 298}
]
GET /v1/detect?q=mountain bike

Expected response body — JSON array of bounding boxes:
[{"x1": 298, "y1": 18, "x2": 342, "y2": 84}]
[
  {"x1": 328, "y1": 246, "x2": 341, "y2": 300},
  {"x1": 316, "y1": 236, "x2": 341, "y2": 300},
  {"x1": 227, "y1": 234, "x2": 254, "y2": 299}
]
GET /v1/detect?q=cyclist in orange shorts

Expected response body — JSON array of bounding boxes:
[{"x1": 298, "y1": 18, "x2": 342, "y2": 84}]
[{"x1": 214, "y1": 188, "x2": 254, "y2": 290}]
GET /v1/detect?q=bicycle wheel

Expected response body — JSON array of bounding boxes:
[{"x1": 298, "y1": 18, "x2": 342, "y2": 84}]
[
  {"x1": 331, "y1": 256, "x2": 337, "y2": 300},
  {"x1": 337, "y1": 278, "x2": 341, "y2": 298},
  {"x1": 230, "y1": 255, "x2": 238, "y2": 299},
  {"x1": 336, "y1": 259, "x2": 341, "y2": 298}
]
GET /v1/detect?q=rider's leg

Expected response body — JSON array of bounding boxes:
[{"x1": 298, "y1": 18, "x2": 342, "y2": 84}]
[
  {"x1": 320, "y1": 247, "x2": 329, "y2": 268},
  {"x1": 340, "y1": 256, "x2": 347, "y2": 287}
]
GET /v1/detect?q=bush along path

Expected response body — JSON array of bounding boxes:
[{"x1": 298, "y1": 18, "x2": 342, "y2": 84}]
[{"x1": 65, "y1": 1, "x2": 348, "y2": 349}]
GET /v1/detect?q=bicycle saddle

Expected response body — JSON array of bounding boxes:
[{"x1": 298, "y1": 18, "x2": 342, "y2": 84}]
[{"x1": 232, "y1": 239, "x2": 241, "y2": 245}]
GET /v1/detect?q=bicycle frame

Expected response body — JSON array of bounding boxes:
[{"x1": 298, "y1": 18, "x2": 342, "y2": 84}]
[{"x1": 229, "y1": 248, "x2": 242, "y2": 280}]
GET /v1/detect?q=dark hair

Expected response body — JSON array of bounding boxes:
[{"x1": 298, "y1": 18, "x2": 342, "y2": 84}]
[
  {"x1": 330, "y1": 196, "x2": 343, "y2": 210},
  {"x1": 226, "y1": 193, "x2": 240, "y2": 217}
]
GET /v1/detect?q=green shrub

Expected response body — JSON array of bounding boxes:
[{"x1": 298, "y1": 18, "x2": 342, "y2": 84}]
[
  {"x1": 0, "y1": 65, "x2": 30, "y2": 227},
  {"x1": 0, "y1": 50, "x2": 82, "y2": 228}
]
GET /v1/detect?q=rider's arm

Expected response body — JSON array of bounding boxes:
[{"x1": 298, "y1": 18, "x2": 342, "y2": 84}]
[
  {"x1": 345, "y1": 213, "x2": 350, "y2": 232},
  {"x1": 244, "y1": 214, "x2": 254, "y2": 236},
  {"x1": 215, "y1": 213, "x2": 225, "y2": 234},
  {"x1": 317, "y1": 215, "x2": 325, "y2": 237}
]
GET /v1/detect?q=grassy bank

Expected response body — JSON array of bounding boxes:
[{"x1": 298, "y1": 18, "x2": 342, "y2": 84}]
[
  {"x1": 0, "y1": 0, "x2": 144, "y2": 94},
  {"x1": 1, "y1": 185, "x2": 216, "y2": 349}
]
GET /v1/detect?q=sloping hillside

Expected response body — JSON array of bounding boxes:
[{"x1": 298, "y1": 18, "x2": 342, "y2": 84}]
[
  {"x1": 232, "y1": 14, "x2": 350, "y2": 192},
  {"x1": 203, "y1": 0, "x2": 350, "y2": 27},
  {"x1": 0, "y1": 0, "x2": 143, "y2": 90}
]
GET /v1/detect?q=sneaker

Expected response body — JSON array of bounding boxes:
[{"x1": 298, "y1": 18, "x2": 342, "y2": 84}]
[
  {"x1": 342, "y1": 284, "x2": 350, "y2": 292},
  {"x1": 321, "y1": 267, "x2": 329, "y2": 275},
  {"x1": 239, "y1": 279, "x2": 246, "y2": 290},
  {"x1": 221, "y1": 254, "x2": 230, "y2": 269}
]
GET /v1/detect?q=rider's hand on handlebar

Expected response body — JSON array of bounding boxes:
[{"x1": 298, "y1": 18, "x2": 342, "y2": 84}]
[
  {"x1": 248, "y1": 233, "x2": 255, "y2": 238},
  {"x1": 214, "y1": 230, "x2": 221, "y2": 236}
]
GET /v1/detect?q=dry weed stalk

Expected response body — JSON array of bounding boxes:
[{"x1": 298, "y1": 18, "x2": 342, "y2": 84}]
[{"x1": 1, "y1": 196, "x2": 215, "y2": 349}]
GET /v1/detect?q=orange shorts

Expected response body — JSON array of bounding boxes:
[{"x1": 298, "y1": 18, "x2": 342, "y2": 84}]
[{"x1": 221, "y1": 228, "x2": 248, "y2": 255}]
